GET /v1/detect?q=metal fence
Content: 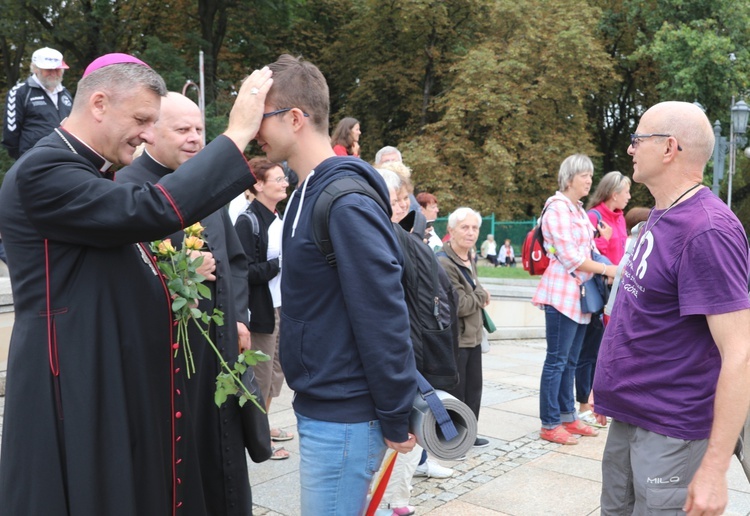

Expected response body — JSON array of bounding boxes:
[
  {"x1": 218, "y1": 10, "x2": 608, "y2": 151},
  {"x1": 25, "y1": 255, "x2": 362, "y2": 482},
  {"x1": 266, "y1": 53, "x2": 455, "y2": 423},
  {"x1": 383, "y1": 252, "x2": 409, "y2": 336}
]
[{"x1": 432, "y1": 215, "x2": 535, "y2": 254}]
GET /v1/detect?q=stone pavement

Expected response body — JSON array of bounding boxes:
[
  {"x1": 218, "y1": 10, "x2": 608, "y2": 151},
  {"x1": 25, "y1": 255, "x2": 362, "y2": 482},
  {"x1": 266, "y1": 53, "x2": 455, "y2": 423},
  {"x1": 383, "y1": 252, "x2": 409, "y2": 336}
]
[
  {"x1": 249, "y1": 339, "x2": 750, "y2": 515},
  {"x1": 1, "y1": 320, "x2": 750, "y2": 513}
]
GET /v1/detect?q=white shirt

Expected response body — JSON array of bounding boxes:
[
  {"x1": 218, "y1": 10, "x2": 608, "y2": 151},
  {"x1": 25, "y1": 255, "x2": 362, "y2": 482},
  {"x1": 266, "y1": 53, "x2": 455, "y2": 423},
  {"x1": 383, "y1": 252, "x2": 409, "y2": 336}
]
[
  {"x1": 267, "y1": 215, "x2": 283, "y2": 307},
  {"x1": 228, "y1": 193, "x2": 251, "y2": 224}
]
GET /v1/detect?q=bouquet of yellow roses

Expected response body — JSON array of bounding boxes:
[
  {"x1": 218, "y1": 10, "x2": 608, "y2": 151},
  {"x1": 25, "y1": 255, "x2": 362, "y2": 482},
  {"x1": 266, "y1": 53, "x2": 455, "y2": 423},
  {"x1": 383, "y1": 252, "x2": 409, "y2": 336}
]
[{"x1": 151, "y1": 222, "x2": 268, "y2": 409}]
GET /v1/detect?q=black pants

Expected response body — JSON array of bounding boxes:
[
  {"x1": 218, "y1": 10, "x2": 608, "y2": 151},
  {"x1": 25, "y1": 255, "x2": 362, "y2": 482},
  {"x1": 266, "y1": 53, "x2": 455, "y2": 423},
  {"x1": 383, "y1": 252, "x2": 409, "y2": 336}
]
[
  {"x1": 575, "y1": 314, "x2": 604, "y2": 404},
  {"x1": 448, "y1": 345, "x2": 483, "y2": 420}
]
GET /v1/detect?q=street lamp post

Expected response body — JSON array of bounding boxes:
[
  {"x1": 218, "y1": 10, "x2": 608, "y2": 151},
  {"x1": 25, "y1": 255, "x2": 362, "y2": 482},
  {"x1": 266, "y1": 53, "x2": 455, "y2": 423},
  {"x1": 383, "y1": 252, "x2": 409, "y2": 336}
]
[
  {"x1": 712, "y1": 120, "x2": 727, "y2": 197},
  {"x1": 728, "y1": 97, "x2": 750, "y2": 209}
]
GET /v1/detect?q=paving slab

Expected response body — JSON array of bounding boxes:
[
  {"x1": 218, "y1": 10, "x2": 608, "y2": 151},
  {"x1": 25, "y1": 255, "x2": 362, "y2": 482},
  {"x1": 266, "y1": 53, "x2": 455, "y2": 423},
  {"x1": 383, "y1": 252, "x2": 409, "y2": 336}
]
[
  {"x1": 477, "y1": 407, "x2": 539, "y2": 442},
  {"x1": 424, "y1": 499, "x2": 510, "y2": 515},
  {"x1": 460, "y1": 463, "x2": 602, "y2": 515},
  {"x1": 4, "y1": 335, "x2": 750, "y2": 515},
  {"x1": 489, "y1": 395, "x2": 539, "y2": 418},
  {"x1": 531, "y1": 450, "x2": 603, "y2": 482}
]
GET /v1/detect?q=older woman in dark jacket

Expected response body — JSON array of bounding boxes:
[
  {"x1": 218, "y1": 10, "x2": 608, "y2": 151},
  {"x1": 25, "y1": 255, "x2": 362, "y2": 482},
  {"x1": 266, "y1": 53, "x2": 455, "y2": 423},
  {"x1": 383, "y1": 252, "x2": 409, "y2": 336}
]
[
  {"x1": 234, "y1": 157, "x2": 292, "y2": 459},
  {"x1": 437, "y1": 207, "x2": 491, "y2": 448}
]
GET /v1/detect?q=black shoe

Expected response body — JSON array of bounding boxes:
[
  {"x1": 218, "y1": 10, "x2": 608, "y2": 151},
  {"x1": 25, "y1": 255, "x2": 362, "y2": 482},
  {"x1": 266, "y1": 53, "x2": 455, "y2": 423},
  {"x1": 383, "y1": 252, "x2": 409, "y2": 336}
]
[{"x1": 473, "y1": 437, "x2": 490, "y2": 448}]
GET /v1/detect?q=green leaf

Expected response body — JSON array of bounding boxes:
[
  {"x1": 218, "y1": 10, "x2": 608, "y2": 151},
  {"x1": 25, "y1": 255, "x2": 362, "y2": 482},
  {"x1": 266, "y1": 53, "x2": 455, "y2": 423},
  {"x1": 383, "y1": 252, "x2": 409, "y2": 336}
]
[
  {"x1": 214, "y1": 389, "x2": 229, "y2": 407},
  {"x1": 172, "y1": 297, "x2": 187, "y2": 311},
  {"x1": 190, "y1": 308, "x2": 203, "y2": 319},
  {"x1": 238, "y1": 395, "x2": 248, "y2": 407},
  {"x1": 196, "y1": 283, "x2": 211, "y2": 299}
]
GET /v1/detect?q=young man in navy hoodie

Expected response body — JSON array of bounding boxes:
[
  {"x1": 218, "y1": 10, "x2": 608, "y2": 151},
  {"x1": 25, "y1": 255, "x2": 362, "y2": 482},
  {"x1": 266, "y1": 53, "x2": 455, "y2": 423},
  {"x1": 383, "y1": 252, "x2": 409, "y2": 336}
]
[{"x1": 256, "y1": 54, "x2": 417, "y2": 514}]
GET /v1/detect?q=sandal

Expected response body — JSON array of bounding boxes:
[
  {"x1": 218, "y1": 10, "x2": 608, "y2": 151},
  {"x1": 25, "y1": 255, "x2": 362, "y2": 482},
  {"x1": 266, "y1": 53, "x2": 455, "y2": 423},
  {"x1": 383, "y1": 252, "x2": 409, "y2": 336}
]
[
  {"x1": 540, "y1": 425, "x2": 578, "y2": 445},
  {"x1": 270, "y1": 445, "x2": 290, "y2": 460},
  {"x1": 270, "y1": 428, "x2": 295, "y2": 442},
  {"x1": 563, "y1": 419, "x2": 599, "y2": 437}
]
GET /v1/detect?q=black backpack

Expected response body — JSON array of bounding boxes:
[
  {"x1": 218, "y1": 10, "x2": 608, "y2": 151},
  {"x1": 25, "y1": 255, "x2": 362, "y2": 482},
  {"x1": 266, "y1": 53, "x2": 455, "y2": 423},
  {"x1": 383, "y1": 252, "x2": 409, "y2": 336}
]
[{"x1": 311, "y1": 176, "x2": 460, "y2": 390}]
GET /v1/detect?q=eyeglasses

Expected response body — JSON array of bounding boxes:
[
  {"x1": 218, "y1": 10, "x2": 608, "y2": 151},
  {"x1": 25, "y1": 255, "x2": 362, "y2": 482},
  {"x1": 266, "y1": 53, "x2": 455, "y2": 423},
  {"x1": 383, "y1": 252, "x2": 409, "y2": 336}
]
[
  {"x1": 630, "y1": 133, "x2": 683, "y2": 151},
  {"x1": 262, "y1": 108, "x2": 310, "y2": 119},
  {"x1": 268, "y1": 176, "x2": 289, "y2": 184}
]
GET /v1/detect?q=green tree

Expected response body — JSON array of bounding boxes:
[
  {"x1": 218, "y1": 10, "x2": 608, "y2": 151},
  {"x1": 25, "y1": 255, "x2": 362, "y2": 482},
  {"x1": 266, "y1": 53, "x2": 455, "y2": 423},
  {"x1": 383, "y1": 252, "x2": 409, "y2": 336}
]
[
  {"x1": 636, "y1": 1, "x2": 750, "y2": 230},
  {"x1": 403, "y1": 0, "x2": 613, "y2": 218},
  {"x1": 312, "y1": 0, "x2": 488, "y2": 162}
]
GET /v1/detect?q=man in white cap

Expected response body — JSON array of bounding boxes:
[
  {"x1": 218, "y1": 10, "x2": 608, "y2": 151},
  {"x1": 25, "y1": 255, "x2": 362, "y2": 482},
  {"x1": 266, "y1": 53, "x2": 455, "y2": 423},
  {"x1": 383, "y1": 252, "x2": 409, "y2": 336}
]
[{"x1": 2, "y1": 46, "x2": 73, "y2": 159}]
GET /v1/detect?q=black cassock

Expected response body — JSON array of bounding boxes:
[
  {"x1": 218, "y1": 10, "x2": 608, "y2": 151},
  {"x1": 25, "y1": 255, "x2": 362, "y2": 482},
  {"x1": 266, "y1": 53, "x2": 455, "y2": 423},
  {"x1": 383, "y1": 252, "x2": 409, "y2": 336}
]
[
  {"x1": 117, "y1": 151, "x2": 253, "y2": 515},
  {"x1": 0, "y1": 129, "x2": 254, "y2": 515}
]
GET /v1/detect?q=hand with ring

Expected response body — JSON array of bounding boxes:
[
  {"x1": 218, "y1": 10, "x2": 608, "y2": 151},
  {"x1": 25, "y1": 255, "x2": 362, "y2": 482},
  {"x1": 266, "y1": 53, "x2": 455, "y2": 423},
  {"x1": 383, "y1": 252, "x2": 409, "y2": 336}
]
[{"x1": 224, "y1": 67, "x2": 273, "y2": 151}]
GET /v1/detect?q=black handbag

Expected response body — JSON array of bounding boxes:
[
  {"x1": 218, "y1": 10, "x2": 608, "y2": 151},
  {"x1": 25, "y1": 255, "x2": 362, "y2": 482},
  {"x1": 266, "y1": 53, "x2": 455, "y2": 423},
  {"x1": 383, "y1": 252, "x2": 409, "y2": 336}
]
[{"x1": 238, "y1": 367, "x2": 273, "y2": 463}]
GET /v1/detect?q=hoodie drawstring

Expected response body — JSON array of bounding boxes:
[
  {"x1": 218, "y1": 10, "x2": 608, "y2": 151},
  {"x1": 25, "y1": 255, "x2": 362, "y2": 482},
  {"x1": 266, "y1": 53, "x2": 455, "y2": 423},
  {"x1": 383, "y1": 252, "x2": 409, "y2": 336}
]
[{"x1": 290, "y1": 169, "x2": 315, "y2": 238}]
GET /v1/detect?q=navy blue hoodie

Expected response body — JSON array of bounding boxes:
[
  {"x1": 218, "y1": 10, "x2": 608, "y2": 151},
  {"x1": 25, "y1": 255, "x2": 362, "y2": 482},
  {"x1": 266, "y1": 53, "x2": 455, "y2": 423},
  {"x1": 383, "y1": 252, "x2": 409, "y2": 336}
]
[{"x1": 279, "y1": 156, "x2": 417, "y2": 442}]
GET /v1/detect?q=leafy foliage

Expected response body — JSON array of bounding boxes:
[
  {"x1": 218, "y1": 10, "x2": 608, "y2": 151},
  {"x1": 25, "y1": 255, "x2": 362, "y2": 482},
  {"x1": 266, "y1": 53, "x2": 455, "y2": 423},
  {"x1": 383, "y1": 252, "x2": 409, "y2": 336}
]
[
  {"x1": 404, "y1": 0, "x2": 613, "y2": 218},
  {"x1": 150, "y1": 222, "x2": 269, "y2": 409},
  {"x1": 3, "y1": 0, "x2": 750, "y2": 230}
]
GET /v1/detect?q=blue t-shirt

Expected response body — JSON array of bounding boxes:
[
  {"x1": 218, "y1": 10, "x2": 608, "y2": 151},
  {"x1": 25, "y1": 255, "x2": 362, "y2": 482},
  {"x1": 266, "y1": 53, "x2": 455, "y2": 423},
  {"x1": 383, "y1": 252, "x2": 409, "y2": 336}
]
[{"x1": 594, "y1": 188, "x2": 750, "y2": 440}]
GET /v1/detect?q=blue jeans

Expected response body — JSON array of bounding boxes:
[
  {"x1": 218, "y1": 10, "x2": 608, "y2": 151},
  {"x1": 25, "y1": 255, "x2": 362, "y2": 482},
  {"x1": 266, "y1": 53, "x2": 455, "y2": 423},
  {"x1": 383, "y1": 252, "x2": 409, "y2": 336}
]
[
  {"x1": 575, "y1": 314, "x2": 604, "y2": 404},
  {"x1": 540, "y1": 305, "x2": 587, "y2": 428},
  {"x1": 297, "y1": 412, "x2": 387, "y2": 515}
]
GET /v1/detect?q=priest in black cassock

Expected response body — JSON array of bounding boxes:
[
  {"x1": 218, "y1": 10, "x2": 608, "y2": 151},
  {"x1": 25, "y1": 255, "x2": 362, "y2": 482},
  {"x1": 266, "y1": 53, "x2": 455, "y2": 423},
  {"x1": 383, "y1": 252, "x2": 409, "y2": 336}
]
[
  {"x1": 117, "y1": 92, "x2": 259, "y2": 515},
  {"x1": 0, "y1": 54, "x2": 272, "y2": 515}
]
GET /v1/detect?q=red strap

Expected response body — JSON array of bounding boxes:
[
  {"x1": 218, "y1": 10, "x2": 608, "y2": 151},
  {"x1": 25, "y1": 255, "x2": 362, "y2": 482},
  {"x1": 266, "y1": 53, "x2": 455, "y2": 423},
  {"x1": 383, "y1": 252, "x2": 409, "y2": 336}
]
[
  {"x1": 366, "y1": 452, "x2": 398, "y2": 516},
  {"x1": 44, "y1": 239, "x2": 59, "y2": 376}
]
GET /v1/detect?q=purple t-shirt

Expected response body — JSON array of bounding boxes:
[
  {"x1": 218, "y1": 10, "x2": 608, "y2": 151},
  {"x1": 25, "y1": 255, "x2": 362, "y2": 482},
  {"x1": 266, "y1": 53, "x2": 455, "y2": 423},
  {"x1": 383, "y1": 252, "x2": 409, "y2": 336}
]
[{"x1": 594, "y1": 188, "x2": 750, "y2": 440}]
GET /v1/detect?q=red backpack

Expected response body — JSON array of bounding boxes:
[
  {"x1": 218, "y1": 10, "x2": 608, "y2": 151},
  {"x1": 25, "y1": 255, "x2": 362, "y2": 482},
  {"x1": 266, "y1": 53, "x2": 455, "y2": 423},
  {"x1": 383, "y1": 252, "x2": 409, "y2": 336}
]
[{"x1": 522, "y1": 206, "x2": 551, "y2": 275}]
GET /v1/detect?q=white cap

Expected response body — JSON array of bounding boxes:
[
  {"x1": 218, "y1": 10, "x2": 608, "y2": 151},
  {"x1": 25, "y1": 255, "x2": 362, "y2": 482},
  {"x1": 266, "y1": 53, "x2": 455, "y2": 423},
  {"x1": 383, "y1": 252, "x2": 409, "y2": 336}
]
[{"x1": 31, "y1": 47, "x2": 69, "y2": 70}]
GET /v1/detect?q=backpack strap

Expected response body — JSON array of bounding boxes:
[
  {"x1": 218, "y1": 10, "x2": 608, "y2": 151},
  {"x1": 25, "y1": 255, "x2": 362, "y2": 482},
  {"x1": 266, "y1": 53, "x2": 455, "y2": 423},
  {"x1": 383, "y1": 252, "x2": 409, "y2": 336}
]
[
  {"x1": 588, "y1": 208, "x2": 603, "y2": 237},
  {"x1": 238, "y1": 209, "x2": 261, "y2": 260},
  {"x1": 238, "y1": 209, "x2": 260, "y2": 236},
  {"x1": 416, "y1": 372, "x2": 458, "y2": 441},
  {"x1": 429, "y1": 248, "x2": 443, "y2": 329},
  {"x1": 312, "y1": 176, "x2": 389, "y2": 267}
]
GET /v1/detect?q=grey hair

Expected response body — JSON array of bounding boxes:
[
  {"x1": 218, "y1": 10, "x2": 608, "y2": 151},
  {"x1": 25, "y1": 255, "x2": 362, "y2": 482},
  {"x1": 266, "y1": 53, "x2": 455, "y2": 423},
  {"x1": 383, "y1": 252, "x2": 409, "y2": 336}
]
[
  {"x1": 376, "y1": 168, "x2": 402, "y2": 192},
  {"x1": 447, "y1": 207, "x2": 482, "y2": 229},
  {"x1": 558, "y1": 154, "x2": 594, "y2": 191},
  {"x1": 586, "y1": 171, "x2": 631, "y2": 209},
  {"x1": 374, "y1": 146, "x2": 402, "y2": 165},
  {"x1": 73, "y1": 63, "x2": 166, "y2": 108}
]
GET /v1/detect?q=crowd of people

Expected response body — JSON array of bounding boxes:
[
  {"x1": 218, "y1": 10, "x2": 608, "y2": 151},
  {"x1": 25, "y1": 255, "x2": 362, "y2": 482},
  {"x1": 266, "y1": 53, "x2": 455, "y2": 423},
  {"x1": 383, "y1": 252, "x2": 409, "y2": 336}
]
[{"x1": 0, "y1": 45, "x2": 748, "y2": 516}]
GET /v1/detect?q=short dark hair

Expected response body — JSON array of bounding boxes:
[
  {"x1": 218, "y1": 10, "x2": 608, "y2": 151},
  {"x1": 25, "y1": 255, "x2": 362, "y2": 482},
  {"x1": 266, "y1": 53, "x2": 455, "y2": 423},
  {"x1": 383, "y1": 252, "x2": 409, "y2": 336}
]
[
  {"x1": 247, "y1": 157, "x2": 283, "y2": 195},
  {"x1": 416, "y1": 192, "x2": 437, "y2": 208},
  {"x1": 625, "y1": 206, "x2": 651, "y2": 234},
  {"x1": 267, "y1": 54, "x2": 329, "y2": 134}
]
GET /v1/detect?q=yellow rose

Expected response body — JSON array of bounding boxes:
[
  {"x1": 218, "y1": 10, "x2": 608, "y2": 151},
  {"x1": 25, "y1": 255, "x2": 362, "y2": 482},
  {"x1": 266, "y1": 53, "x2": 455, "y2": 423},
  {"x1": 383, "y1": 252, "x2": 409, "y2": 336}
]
[
  {"x1": 185, "y1": 222, "x2": 205, "y2": 237},
  {"x1": 184, "y1": 236, "x2": 205, "y2": 251},
  {"x1": 156, "y1": 239, "x2": 177, "y2": 256}
]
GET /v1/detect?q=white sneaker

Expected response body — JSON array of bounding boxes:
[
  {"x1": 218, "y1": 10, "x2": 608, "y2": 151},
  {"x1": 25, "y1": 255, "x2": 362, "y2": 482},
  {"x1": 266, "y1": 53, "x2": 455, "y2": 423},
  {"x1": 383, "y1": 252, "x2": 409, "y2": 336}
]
[
  {"x1": 579, "y1": 410, "x2": 607, "y2": 428},
  {"x1": 414, "y1": 459, "x2": 454, "y2": 478}
]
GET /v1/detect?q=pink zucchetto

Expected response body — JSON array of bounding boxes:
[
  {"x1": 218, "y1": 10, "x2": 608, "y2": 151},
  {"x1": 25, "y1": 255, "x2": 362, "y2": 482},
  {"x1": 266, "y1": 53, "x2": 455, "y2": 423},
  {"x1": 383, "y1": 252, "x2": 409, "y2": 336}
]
[{"x1": 83, "y1": 53, "x2": 150, "y2": 77}]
